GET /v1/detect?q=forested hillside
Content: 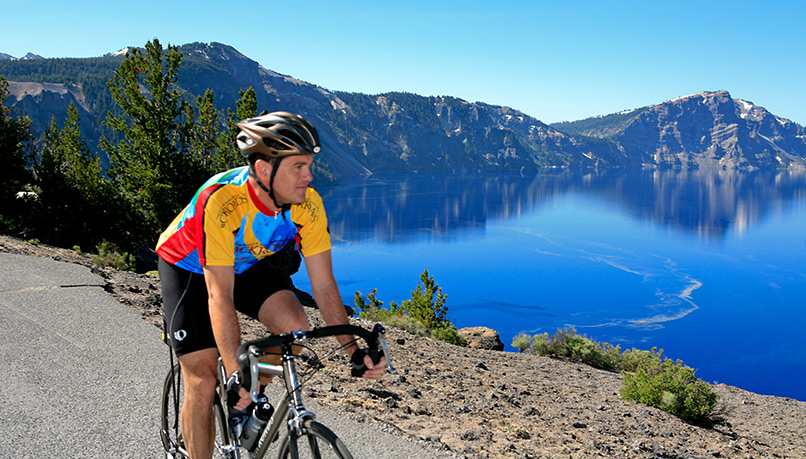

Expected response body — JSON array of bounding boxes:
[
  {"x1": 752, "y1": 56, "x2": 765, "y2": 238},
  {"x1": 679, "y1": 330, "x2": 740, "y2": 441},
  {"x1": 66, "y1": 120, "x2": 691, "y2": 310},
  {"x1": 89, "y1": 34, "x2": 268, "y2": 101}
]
[{"x1": 2, "y1": 40, "x2": 806, "y2": 264}]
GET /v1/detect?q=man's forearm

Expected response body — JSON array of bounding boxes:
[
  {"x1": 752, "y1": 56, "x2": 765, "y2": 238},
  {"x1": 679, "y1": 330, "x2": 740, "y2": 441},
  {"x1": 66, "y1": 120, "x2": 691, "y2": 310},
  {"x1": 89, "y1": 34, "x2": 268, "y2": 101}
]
[
  {"x1": 209, "y1": 297, "x2": 243, "y2": 375},
  {"x1": 313, "y1": 283, "x2": 358, "y2": 355}
]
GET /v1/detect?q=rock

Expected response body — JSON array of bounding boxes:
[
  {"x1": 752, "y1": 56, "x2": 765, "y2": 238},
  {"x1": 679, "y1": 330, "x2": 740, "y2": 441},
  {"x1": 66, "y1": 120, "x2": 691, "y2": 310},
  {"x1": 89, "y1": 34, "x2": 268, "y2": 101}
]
[
  {"x1": 458, "y1": 326, "x2": 505, "y2": 351},
  {"x1": 524, "y1": 407, "x2": 541, "y2": 416},
  {"x1": 461, "y1": 430, "x2": 480, "y2": 441}
]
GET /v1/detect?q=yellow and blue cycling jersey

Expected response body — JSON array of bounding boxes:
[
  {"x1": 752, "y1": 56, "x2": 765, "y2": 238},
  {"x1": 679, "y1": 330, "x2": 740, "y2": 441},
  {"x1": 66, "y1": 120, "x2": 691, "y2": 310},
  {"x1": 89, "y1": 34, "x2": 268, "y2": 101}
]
[{"x1": 156, "y1": 166, "x2": 330, "y2": 274}]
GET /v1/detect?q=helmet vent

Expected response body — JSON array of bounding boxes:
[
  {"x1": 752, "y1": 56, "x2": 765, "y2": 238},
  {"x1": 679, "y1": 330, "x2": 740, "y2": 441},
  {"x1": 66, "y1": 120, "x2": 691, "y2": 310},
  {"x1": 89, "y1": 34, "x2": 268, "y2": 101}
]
[
  {"x1": 262, "y1": 137, "x2": 290, "y2": 151},
  {"x1": 275, "y1": 128, "x2": 306, "y2": 148}
]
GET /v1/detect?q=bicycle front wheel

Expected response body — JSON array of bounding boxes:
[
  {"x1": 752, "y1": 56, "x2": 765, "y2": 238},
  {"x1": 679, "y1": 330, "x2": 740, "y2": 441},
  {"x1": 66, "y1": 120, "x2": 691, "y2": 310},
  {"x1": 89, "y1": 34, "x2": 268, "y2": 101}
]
[
  {"x1": 160, "y1": 364, "x2": 235, "y2": 459},
  {"x1": 160, "y1": 364, "x2": 187, "y2": 458},
  {"x1": 278, "y1": 419, "x2": 353, "y2": 459}
]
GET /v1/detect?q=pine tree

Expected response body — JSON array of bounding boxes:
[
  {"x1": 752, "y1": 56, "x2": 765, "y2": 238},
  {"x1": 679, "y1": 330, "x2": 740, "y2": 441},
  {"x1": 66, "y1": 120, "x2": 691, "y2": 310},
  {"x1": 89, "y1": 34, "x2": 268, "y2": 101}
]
[
  {"x1": 99, "y1": 39, "x2": 196, "y2": 248},
  {"x1": 0, "y1": 75, "x2": 34, "y2": 234},
  {"x1": 34, "y1": 103, "x2": 117, "y2": 249},
  {"x1": 214, "y1": 87, "x2": 256, "y2": 171},
  {"x1": 189, "y1": 89, "x2": 221, "y2": 170}
]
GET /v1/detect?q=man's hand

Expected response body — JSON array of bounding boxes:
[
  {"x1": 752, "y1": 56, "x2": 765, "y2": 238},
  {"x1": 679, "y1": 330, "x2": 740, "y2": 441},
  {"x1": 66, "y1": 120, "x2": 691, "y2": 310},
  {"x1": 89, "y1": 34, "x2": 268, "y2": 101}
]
[
  {"x1": 351, "y1": 348, "x2": 387, "y2": 379},
  {"x1": 233, "y1": 388, "x2": 251, "y2": 411},
  {"x1": 225, "y1": 371, "x2": 253, "y2": 411},
  {"x1": 361, "y1": 353, "x2": 387, "y2": 380}
]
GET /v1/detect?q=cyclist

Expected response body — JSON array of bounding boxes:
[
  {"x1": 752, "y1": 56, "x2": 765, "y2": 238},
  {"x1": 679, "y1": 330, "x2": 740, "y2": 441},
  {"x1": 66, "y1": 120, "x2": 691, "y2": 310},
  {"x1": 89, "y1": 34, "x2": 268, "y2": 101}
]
[{"x1": 156, "y1": 111, "x2": 386, "y2": 458}]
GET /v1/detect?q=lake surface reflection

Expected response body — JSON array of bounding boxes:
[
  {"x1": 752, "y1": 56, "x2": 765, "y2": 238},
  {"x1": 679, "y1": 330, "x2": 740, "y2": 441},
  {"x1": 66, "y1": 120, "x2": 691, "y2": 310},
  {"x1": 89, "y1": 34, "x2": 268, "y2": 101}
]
[{"x1": 295, "y1": 169, "x2": 806, "y2": 401}]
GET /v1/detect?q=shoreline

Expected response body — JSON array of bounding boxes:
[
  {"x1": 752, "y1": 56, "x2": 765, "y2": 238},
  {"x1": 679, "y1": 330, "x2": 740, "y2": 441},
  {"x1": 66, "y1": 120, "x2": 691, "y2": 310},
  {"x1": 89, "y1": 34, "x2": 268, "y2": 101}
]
[{"x1": 2, "y1": 234, "x2": 805, "y2": 458}]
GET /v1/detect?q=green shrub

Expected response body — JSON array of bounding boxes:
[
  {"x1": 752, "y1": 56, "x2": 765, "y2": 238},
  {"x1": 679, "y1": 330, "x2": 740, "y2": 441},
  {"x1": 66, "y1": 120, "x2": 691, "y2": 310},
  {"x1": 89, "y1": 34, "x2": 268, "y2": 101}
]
[
  {"x1": 532, "y1": 332, "x2": 549, "y2": 349},
  {"x1": 621, "y1": 357, "x2": 718, "y2": 424},
  {"x1": 514, "y1": 328, "x2": 621, "y2": 370},
  {"x1": 512, "y1": 333, "x2": 533, "y2": 352},
  {"x1": 93, "y1": 241, "x2": 136, "y2": 271},
  {"x1": 621, "y1": 347, "x2": 665, "y2": 372},
  {"x1": 430, "y1": 321, "x2": 467, "y2": 346},
  {"x1": 512, "y1": 329, "x2": 719, "y2": 424},
  {"x1": 354, "y1": 270, "x2": 467, "y2": 347},
  {"x1": 400, "y1": 269, "x2": 449, "y2": 330}
]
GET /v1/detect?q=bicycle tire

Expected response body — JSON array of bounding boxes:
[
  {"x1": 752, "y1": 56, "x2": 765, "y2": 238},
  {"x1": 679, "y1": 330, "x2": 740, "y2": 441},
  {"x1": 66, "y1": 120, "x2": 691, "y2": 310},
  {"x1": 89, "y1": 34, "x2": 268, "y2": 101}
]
[
  {"x1": 160, "y1": 364, "x2": 236, "y2": 459},
  {"x1": 160, "y1": 364, "x2": 187, "y2": 458},
  {"x1": 277, "y1": 419, "x2": 353, "y2": 459}
]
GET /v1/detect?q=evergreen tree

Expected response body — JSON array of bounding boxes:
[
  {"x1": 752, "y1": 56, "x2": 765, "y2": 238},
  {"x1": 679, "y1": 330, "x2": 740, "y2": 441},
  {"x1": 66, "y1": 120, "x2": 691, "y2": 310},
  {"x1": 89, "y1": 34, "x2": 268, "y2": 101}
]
[
  {"x1": 237, "y1": 87, "x2": 259, "y2": 121},
  {"x1": 189, "y1": 88, "x2": 221, "y2": 171},
  {"x1": 0, "y1": 75, "x2": 33, "y2": 234},
  {"x1": 215, "y1": 87, "x2": 256, "y2": 171},
  {"x1": 33, "y1": 103, "x2": 117, "y2": 249},
  {"x1": 99, "y1": 39, "x2": 196, "y2": 248}
]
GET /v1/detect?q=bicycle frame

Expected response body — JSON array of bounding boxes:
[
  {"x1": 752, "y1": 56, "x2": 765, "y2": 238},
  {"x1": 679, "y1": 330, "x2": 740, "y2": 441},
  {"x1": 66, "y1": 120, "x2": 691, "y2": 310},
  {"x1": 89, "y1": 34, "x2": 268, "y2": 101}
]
[
  {"x1": 251, "y1": 342, "x2": 319, "y2": 457},
  {"x1": 193, "y1": 324, "x2": 394, "y2": 459},
  {"x1": 217, "y1": 341, "x2": 324, "y2": 458}
]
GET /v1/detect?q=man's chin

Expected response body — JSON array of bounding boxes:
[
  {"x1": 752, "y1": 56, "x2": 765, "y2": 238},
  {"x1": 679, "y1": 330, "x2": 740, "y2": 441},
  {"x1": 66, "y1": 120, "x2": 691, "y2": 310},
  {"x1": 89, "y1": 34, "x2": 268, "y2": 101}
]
[{"x1": 285, "y1": 193, "x2": 307, "y2": 205}]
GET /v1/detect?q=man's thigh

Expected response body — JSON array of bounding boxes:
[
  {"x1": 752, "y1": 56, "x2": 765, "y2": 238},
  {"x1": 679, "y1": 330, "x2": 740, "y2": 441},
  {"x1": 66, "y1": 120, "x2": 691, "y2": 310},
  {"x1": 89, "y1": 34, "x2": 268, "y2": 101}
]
[
  {"x1": 234, "y1": 258, "x2": 307, "y2": 333},
  {"x1": 159, "y1": 257, "x2": 216, "y2": 356}
]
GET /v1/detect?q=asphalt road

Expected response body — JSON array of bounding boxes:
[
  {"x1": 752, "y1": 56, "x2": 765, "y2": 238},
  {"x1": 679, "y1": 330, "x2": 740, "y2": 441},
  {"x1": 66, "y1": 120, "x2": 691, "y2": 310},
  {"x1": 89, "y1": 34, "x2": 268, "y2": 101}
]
[{"x1": 0, "y1": 253, "x2": 450, "y2": 458}]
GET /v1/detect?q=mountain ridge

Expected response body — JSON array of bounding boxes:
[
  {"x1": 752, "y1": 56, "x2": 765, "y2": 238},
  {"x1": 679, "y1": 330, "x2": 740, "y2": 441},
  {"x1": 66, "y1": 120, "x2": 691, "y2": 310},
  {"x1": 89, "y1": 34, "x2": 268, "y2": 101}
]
[{"x1": 2, "y1": 42, "x2": 805, "y2": 176}]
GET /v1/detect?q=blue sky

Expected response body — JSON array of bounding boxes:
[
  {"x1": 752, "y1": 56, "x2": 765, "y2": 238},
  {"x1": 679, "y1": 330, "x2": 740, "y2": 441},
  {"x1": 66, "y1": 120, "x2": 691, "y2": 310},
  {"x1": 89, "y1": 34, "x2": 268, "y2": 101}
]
[{"x1": 2, "y1": 1, "x2": 804, "y2": 124}]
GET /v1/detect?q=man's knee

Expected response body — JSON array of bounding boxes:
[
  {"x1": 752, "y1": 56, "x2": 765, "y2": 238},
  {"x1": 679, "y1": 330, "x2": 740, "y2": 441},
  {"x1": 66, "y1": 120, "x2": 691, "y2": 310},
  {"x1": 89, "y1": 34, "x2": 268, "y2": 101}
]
[
  {"x1": 259, "y1": 290, "x2": 308, "y2": 333},
  {"x1": 179, "y1": 348, "x2": 219, "y2": 400}
]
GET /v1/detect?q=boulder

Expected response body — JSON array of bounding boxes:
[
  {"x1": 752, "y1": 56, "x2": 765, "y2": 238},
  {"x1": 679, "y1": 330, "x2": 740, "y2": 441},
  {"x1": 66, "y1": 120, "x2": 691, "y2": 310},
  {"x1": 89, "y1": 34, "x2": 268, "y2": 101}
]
[{"x1": 458, "y1": 326, "x2": 504, "y2": 351}]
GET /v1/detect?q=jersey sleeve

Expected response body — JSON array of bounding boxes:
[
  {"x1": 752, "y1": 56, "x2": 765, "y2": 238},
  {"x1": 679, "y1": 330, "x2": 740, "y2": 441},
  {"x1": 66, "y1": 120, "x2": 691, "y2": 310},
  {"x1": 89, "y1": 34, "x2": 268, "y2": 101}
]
[
  {"x1": 292, "y1": 187, "x2": 332, "y2": 258},
  {"x1": 199, "y1": 186, "x2": 239, "y2": 267}
]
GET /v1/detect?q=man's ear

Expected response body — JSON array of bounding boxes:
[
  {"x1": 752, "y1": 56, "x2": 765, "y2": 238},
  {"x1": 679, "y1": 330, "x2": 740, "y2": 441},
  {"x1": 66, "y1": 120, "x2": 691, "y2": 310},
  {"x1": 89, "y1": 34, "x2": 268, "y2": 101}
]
[{"x1": 256, "y1": 158, "x2": 272, "y2": 177}]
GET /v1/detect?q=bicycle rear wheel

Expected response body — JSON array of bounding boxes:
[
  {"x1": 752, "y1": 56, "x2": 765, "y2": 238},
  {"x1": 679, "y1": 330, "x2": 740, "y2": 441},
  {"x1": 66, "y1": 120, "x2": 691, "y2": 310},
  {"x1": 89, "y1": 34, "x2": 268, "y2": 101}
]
[
  {"x1": 278, "y1": 419, "x2": 353, "y2": 459},
  {"x1": 160, "y1": 364, "x2": 235, "y2": 459}
]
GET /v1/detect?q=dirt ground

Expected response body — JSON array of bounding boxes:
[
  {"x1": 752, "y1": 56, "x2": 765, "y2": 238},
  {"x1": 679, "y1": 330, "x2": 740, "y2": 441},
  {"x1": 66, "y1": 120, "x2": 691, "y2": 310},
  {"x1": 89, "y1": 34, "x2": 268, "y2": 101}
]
[{"x1": 3, "y1": 234, "x2": 805, "y2": 458}]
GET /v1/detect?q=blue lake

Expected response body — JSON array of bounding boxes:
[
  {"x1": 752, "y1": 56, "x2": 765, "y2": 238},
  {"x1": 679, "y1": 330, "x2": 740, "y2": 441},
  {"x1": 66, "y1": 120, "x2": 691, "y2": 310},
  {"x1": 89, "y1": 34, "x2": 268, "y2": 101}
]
[{"x1": 292, "y1": 169, "x2": 806, "y2": 401}]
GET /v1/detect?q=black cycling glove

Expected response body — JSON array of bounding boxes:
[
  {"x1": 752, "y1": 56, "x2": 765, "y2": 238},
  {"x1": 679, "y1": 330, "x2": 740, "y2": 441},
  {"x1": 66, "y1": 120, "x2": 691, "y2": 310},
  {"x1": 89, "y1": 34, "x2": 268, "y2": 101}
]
[
  {"x1": 350, "y1": 348, "x2": 383, "y2": 377},
  {"x1": 225, "y1": 370, "x2": 245, "y2": 409}
]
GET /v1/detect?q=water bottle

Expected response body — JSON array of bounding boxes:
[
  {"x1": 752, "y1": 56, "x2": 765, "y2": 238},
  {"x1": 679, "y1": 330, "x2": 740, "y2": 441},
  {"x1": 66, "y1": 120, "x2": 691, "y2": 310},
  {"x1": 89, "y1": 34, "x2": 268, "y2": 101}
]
[{"x1": 240, "y1": 397, "x2": 274, "y2": 451}]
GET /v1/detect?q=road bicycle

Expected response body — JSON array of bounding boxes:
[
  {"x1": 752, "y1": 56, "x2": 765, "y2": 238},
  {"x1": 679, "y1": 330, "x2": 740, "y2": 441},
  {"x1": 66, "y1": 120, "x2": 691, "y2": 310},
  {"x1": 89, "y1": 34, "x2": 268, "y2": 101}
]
[{"x1": 160, "y1": 323, "x2": 394, "y2": 458}]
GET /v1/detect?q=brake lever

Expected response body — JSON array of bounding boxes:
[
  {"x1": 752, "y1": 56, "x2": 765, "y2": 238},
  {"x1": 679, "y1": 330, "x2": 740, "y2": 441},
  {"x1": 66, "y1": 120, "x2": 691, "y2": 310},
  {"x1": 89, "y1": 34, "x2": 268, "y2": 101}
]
[
  {"x1": 372, "y1": 324, "x2": 396, "y2": 374},
  {"x1": 379, "y1": 338, "x2": 396, "y2": 374},
  {"x1": 247, "y1": 345, "x2": 261, "y2": 402}
]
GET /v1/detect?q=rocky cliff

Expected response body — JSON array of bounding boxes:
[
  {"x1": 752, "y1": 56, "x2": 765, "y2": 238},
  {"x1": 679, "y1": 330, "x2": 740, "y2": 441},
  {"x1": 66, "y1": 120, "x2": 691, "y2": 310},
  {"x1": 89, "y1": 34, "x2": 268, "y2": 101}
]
[
  {"x1": 3, "y1": 43, "x2": 805, "y2": 176},
  {"x1": 553, "y1": 91, "x2": 806, "y2": 171}
]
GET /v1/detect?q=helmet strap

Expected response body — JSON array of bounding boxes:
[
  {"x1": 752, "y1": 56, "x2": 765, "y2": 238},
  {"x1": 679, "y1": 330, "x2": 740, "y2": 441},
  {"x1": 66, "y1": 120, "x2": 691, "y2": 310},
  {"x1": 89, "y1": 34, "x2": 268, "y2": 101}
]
[{"x1": 250, "y1": 158, "x2": 290, "y2": 214}]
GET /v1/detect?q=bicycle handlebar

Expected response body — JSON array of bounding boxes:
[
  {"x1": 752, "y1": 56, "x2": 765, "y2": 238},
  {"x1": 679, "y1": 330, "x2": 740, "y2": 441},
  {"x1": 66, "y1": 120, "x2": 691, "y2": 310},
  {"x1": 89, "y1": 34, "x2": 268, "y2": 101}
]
[{"x1": 236, "y1": 323, "x2": 395, "y2": 394}]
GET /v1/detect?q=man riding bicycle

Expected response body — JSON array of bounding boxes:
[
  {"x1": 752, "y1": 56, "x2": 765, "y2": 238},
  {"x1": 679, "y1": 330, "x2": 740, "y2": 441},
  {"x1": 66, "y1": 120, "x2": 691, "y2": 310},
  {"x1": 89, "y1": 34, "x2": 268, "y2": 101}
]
[{"x1": 156, "y1": 112, "x2": 386, "y2": 458}]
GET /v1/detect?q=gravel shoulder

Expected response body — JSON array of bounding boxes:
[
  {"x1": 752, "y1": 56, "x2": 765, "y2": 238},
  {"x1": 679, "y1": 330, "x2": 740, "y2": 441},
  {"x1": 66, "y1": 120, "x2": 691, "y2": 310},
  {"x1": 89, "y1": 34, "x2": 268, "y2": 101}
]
[{"x1": 2, "y1": 234, "x2": 805, "y2": 459}]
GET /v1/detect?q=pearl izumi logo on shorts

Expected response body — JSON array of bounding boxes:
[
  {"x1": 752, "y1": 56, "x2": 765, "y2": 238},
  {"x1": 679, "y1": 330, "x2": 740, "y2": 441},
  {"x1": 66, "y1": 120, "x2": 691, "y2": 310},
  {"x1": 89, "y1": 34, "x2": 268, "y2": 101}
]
[{"x1": 174, "y1": 329, "x2": 187, "y2": 341}]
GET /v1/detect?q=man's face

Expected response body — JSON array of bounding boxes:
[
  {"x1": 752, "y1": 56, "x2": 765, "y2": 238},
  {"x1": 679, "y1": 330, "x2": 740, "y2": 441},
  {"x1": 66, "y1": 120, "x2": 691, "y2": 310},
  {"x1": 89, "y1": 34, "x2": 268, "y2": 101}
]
[{"x1": 266, "y1": 155, "x2": 314, "y2": 205}]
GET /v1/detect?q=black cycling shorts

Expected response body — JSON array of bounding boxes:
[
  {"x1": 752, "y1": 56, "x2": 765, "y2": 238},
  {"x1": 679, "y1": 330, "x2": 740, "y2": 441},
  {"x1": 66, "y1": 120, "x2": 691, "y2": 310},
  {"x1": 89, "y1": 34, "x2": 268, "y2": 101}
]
[{"x1": 159, "y1": 257, "x2": 293, "y2": 357}]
